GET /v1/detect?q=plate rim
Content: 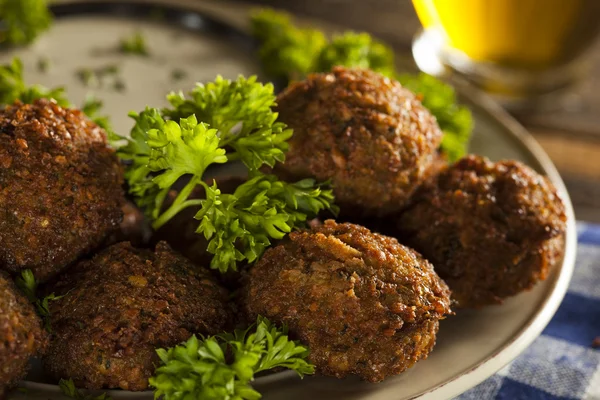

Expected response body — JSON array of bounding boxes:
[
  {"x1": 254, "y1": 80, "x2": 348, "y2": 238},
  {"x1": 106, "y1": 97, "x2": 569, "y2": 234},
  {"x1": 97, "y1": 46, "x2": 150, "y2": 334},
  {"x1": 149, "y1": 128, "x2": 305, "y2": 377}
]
[
  {"x1": 412, "y1": 79, "x2": 577, "y2": 400},
  {"x1": 15, "y1": 1, "x2": 577, "y2": 399}
]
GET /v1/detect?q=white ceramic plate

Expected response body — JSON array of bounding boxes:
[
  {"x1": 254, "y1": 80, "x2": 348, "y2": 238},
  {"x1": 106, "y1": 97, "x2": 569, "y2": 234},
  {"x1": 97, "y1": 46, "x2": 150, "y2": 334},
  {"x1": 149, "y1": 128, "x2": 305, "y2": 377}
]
[{"x1": 2, "y1": 1, "x2": 576, "y2": 399}]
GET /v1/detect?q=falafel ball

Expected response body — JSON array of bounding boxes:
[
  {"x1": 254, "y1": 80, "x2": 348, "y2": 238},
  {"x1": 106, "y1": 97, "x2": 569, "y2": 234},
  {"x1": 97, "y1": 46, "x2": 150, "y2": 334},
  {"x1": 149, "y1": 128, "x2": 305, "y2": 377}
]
[
  {"x1": 273, "y1": 67, "x2": 443, "y2": 216},
  {"x1": 0, "y1": 272, "x2": 48, "y2": 397},
  {"x1": 43, "y1": 241, "x2": 232, "y2": 391},
  {"x1": 337, "y1": 152, "x2": 449, "y2": 236},
  {"x1": 396, "y1": 155, "x2": 567, "y2": 308},
  {"x1": 0, "y1": 99, "x2": 124, "y2": 282},
  {"x1": 242, "y1": 220, "x2": 452, "y2": 382}
]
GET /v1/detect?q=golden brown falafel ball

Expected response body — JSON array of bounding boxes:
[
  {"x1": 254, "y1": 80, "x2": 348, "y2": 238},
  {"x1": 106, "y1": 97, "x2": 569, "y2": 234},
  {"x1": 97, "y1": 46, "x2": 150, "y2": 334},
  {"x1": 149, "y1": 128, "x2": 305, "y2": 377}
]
[
  {"x1": 43, "y1": 242, "x2": 233, "y2": 391},
  {"x1": 0, "y1": 99, "x2": 124, "y2": 282},
  {"x1": 0, "y1": 272, "x2": 48, "y2": 397},
  {"x1": 273, "y1": 67, "x2": 443, "y2": 216},
  {"x1": 396, "y1": 155, "x2": 567, "y2": 308},
  {"x1": 242, "y1": 220, "x2": 452, "y2": 382}
]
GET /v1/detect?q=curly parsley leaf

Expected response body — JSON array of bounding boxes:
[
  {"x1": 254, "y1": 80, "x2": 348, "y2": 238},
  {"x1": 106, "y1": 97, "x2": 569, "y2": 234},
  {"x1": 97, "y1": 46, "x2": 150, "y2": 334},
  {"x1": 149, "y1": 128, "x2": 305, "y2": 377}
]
[
  {"x1": 59, "y1": 379, "x2": 112, "y2": 400},
  {"x1": 117, "y1": 107, "x2": 167, "y2": 219},
  {"x1": 164, "y1": 76, "x2": 292, "y2": 170},
  {"x1": 0, "y1": 57, "x2": 69, "y2": 107},
  {"x1": 250, "y1": 8, "x2": 326, "y2": 81},
  {"x1": 315, "y1": 31, "x2": 396, "y2": 77},
  {"x1": 119, "y1": 112, "x2": 227, "y2": 224},
  {"x1": 0, "y1": 0, "x2": 53, "y2": 46},
  {"x1": 250, "y1": 9, "x2": 473, "y2": 161},
  {"x1": 150, "y1": 316, "x2": 314, "y2": 400},
  {"x1": 119, "y1": 76, "x2": 336, "y2": 273},
  {"x1": 196, "y1": 174, "x2": 337, "y2": 273}
]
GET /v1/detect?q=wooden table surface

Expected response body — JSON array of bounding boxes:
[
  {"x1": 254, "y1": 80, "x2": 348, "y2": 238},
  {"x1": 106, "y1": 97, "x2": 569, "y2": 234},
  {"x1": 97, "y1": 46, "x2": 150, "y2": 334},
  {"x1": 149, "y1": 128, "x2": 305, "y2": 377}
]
[{"x1": 235, "y1": 0, "x2": 600, "y2": 223}]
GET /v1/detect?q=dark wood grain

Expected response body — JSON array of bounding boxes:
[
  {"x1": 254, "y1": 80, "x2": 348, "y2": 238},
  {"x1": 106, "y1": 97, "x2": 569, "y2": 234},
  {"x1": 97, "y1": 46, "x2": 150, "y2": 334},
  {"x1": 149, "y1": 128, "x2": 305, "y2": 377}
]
[{"x1": 236, "y1": 0, "x2": 600, "y2": 222}]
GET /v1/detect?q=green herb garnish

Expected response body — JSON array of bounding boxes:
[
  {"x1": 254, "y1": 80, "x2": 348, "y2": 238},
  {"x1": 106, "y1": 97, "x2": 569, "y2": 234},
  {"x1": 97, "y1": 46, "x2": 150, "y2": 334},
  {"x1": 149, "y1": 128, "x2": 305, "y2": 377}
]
[
  {"x1": 76, "y1": 68, "x2": 98, "y2": 87},
  {"x1": 0, "y1": 57, "x2": 69, "y2": 107},
  {"x1": 15, "y1": 269, "x2": 37, "y2": 303},
  {"x1": 37, "y1": 56, "x2": 50, "y2": 73},
  {"x1": 250, "y1": 9, "x2": 473, "y2": 161},
  {"x1": 171, "y1": 68, "x2": 187, "y2": 81},
  {"x1": 315, "y1": 32, "x2": 396, "y2": 78},
  {"x1": 119, "y1": 31, "x2": 149, "y2": 56},
  {"x1": 59, "y1": 379, "x2": 112, "y2": 400},
  {"x1": 150, "y1": 316, "x2": 315, "y2": 400},
  {"x1": 250, "y1": 8, "x2": 326, "y2": 81},
  {"x1": 15, "y1": 269, "x2": 65, "y2": 332},
  {"x1": 75, "y1": 64, "x2": 121, "y2": 90},
  {"x1": 0, "y1": 0, "x2": 52, "y2": 46},
  {"x1": 117, "y1": 75, "x2": 337, "y2": 273}
]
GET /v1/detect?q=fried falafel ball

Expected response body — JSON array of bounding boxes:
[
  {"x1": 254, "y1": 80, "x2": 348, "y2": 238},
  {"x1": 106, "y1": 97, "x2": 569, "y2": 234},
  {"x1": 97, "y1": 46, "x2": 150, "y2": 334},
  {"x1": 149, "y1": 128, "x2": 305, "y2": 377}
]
[
  {"x1": 43, "y1": 242, "x2": 232, "y2": 391},
  {"x1": 0, "y1": 272, "x2": 48, "y2": 397},
  {"x1": 273, "y1": 67, "x2": 443, "y2": 216},
  {"x1": 396, "y1": 155, "x2": 567, "y2": 308},
  {"x1": 242, "y1": 220, "x2": 452, "y2": 382},
  {"x1": 0, "y1": 99, "x2": 124, "y2": 282},
  {"x1": 339, "y1": 152, "x2": 449, "y2": 236}
]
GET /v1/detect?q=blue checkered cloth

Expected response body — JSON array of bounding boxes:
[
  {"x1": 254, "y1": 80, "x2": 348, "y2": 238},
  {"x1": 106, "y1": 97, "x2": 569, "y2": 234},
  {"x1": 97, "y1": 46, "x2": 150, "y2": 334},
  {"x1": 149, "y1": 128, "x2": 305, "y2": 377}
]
[{"x1": 456, "y1": 222, "x2": 600, "y2": 400}]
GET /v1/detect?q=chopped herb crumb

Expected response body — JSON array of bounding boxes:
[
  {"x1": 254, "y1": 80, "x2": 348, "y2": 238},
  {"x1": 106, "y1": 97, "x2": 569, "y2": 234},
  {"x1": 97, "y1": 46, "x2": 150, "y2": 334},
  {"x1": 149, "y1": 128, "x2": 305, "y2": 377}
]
[
  {"x1": 76, "y1": 68, "x2": 98, "y2": 87},
  {"x1": 113, "y1": 78, "x2": 126, "y2": 92},
  {"x1": 171, "y1": 68, "x2": 186, "y2": 81},
  {"x1": 119, "y1": 31, "x2": 149, "y2": 56},
  {"x1": 75, "y1": 64, "x2": 122, "y2": 91},
  {"x1": 37, "y1": 56, "x2": 50, "y2": 73}
]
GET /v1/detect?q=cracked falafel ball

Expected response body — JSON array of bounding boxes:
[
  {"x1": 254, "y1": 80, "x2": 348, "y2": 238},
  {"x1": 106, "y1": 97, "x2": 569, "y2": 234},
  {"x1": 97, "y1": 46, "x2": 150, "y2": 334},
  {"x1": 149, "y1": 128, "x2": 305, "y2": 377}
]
[
  {"x1": 0, "y1": 99, "x2": 124, "y2": 282},
  {"x1": 273, "y1": 67, "x2": 443, "y2": 216},
  {"x1": 0, "y1": 272, "x2": 48, "y2": 397},
  {"x1": 43, "y1": 241, "x2": 233, "y2": 391},
  {"x1": 396, "y1": 155, "x2": 567, "y2": 308},
  {"x1": 242, "y1": 220, "x2": 452, "y2": 382}
]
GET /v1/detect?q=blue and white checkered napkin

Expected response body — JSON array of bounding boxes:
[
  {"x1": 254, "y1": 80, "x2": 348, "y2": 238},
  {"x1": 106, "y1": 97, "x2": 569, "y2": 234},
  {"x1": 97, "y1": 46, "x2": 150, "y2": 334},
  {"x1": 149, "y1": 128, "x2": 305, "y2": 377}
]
[{"x1": 456, "y1": 222, "x2": 600, "y2": 400}]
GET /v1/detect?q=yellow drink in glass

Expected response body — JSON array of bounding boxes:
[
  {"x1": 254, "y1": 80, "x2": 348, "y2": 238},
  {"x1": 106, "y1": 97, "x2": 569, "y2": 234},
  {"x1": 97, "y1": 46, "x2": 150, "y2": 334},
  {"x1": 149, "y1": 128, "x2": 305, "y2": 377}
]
[{"x1": 411, "y1": 0, "x2": 600, "y2": 107}]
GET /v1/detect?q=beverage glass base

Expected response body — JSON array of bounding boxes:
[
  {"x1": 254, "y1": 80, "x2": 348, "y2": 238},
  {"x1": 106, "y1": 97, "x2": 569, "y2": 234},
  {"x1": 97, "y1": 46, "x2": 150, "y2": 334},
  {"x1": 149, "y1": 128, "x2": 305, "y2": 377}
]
[{"x1": 412, "y1": 28, "x2": 592, "y2": 112}]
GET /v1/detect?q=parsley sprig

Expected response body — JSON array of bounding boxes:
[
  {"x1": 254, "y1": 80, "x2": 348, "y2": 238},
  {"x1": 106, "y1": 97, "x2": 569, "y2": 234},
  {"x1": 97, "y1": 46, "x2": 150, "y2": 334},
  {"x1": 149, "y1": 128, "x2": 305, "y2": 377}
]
[
  {"x1": 118, "y1": 75, "x2": 337, "y2": 272},
  {"x1": 0, "y1": 0, "x2": 53, "y2": 46},
  {"x1": 150, "y1": 316, "x2": 315, "y2": 400},
  {"x1": 0, "y1": 58, "x2": 69, "y2": 106},
  {"x1": 250, "y1": 9, "x2": 473, "y2": 161},
  {"x1": 198, "y1": 175, "x2": 335, "y2": 272},
  {"x1": 315, "y1": 32, "x2": 396, "y2": 78},
  {"x1": 15, "y1": 269, "x2": 65, "y2": 332},
  {"x1": 59, "y1": 379, "x2": 112, "y2": 400},
  {"x1": 250, "y1": 9, "x2": 326, "y2": 82}
]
